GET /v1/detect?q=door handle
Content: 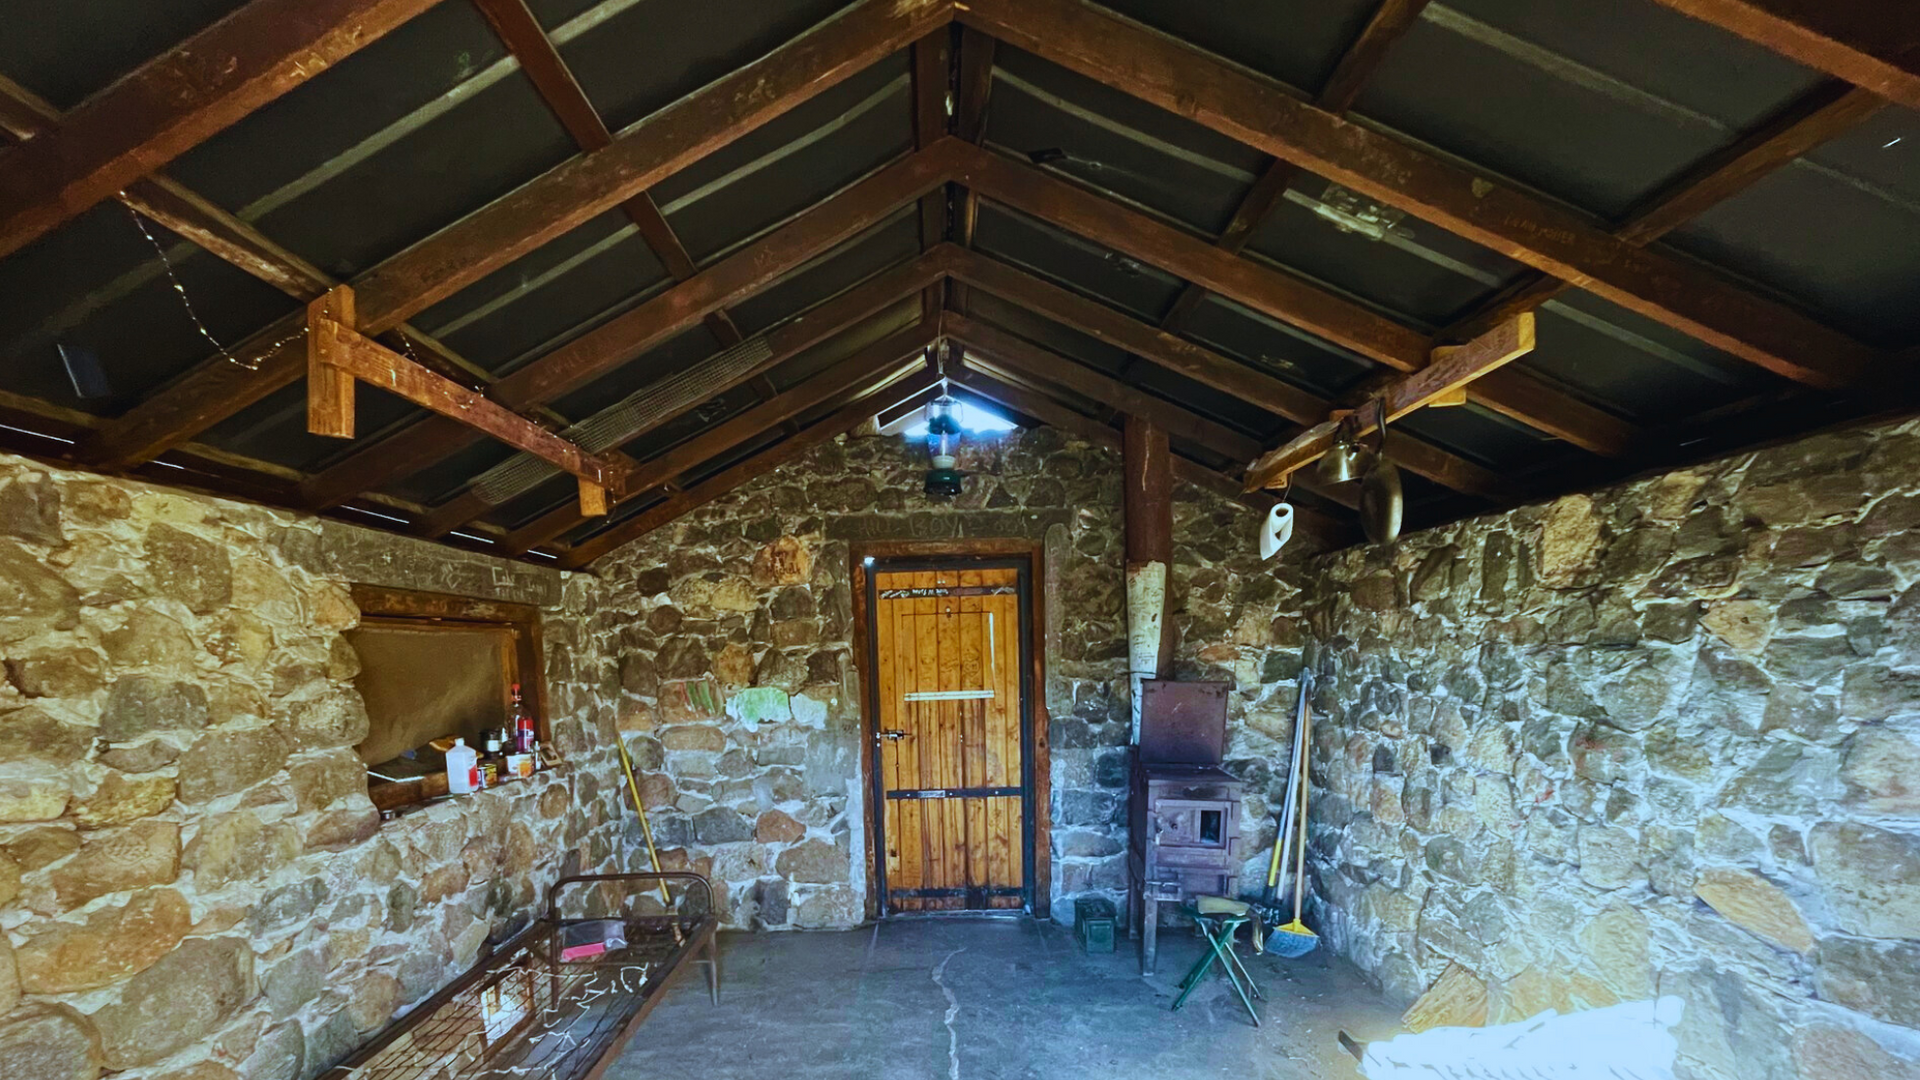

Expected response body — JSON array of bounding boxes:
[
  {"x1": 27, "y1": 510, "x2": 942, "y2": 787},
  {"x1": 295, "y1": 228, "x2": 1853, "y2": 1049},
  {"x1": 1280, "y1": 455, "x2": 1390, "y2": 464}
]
[{"x1": 877, "y1": 729, "x2": 912, "y2": 742}]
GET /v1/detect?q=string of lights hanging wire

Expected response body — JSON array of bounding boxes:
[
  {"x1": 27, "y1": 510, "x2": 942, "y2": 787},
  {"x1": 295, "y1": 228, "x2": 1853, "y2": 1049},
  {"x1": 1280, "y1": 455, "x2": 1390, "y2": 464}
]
[{"x1": 122, "y1": 198, "x2": 306, "y2": 372}]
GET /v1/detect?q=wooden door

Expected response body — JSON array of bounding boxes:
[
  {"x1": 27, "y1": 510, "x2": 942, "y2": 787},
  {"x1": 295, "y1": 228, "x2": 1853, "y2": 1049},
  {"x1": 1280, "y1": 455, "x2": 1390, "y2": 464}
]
[{"x1": 870, "y1": 564, "x2": 1029, "y2": 912}]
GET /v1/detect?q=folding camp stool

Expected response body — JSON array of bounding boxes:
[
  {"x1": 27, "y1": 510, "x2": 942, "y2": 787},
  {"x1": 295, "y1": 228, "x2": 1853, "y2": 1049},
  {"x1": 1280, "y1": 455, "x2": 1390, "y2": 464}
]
[{"x1": 1170, "y1": 898, "x2": 1263, "y2": 1026}]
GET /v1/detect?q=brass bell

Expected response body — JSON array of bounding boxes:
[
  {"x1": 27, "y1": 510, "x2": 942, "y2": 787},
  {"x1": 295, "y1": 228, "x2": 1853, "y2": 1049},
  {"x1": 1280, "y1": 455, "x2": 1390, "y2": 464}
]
[{"x1": 1318, "y1": 424, "x2": 1364, "y2": 483}]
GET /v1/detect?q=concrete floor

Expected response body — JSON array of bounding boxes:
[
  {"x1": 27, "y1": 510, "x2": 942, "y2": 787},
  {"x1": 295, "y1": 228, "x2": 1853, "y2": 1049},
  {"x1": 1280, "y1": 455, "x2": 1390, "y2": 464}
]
[{"x1": 610, "y1": 917, "x2": 1403, "y2": 1080}]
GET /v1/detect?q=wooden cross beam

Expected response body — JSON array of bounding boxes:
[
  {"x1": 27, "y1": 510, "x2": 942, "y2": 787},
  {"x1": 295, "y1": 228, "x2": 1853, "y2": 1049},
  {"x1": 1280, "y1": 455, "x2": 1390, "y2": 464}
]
[
  {"x1": 305, "y1": 287, "x2": 621, "y2": 516},
  {"x1": 1648, "y1": 0, "x2": 1920, "y2": 112},
  {"x1": 499, "y1": 318, "x2": 939, "y2": 555},
  {"x1": 1244, "y1": 313, "x2": 1537, "y2": 491},
  {"x1": 554, "y1": 370, "x2": 945, "y2": 568},
  {"x1": 76, "y1": 0, "x2": 952, "y2": 472}
]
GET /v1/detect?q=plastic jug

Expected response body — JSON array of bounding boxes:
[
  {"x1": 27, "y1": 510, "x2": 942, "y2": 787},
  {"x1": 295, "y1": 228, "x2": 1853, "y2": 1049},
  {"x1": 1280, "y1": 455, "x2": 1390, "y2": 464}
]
[{"x1": 446, "y1": 738, "x2": 478, "y2": 795}]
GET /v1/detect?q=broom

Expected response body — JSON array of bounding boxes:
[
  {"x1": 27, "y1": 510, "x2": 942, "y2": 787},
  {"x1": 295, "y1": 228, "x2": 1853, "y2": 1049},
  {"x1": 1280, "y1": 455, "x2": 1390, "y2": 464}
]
[
  {"x1": 1255, "y1": 670, "x2": 1311, "y2": 929},
  {"x1": 1265, "y1": 680, "x2": 1319, "y2": 959}
]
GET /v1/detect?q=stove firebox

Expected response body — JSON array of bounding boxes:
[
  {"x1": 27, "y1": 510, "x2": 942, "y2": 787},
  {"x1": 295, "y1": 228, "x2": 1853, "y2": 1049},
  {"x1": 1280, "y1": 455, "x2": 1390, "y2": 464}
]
[{"x1": 1127, "y1": 680, "x2": 1244, "y2": 974}]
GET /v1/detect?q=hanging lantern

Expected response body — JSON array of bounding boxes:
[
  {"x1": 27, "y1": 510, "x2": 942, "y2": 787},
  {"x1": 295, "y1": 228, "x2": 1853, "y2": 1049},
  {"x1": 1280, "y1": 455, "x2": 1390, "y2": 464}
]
[{"x1": 923, "y1": 386, "x2": 964, "y2": 500}]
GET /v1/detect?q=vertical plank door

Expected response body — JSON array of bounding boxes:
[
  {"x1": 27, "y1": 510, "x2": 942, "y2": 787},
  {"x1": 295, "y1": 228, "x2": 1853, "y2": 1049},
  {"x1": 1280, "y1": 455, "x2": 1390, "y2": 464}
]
[{"x1": 873, "y1": 566, "x2": 1025, "y2": 912}]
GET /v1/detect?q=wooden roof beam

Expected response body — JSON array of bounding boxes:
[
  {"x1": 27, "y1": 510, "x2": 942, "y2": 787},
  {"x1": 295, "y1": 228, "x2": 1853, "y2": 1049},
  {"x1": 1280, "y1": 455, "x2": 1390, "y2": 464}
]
[
  {"x1": 1158, "y1": 0, "x2": 1432, "y2": 330},
  {"x1": 306, "y1": 286, "x2": 620, "y2": 516},
  {"x1": 946, "y1": 25, "x2": 997, "y2": 317},
  {"x1": 1244, "y1": 313, "x2": 1536, "y2": 491},
  {"x1": 471, "y1": 0, "x2": 752, "y2": 354},
  {"x1": 503, "y1": 319, "x2": 937, "y2": 554},
  {"x1": 957, "y1": 0, "x2": 1882, "y2": 388},
  {"x1": 0, "y1": 0, "x2": 448, "y2": 260},
  {"x1": 1445, "y1": 78, "x2": 1886, "y2": 341},
  {"x1": 555, "y1": 370, "x2": 944, "y2": 568},
  {"x1": 946, "y1": 155, "x2": 1630, "y2": 457},
  {"x1": 912, "y1": 29, "x2": 954, "y2": 321},
  {"x1": 1648, "y1": 0, "x2": 1920, "y2": 112},
  {"x1": 292, "y1": 145, "x2": 961, "y2": 511},
  {"x1": 77, "y1": 0, "x2": 954, "y2": 471}
]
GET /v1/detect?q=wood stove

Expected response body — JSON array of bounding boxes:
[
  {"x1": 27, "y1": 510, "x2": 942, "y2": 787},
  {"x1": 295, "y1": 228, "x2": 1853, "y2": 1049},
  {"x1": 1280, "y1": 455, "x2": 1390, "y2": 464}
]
[{"x1": 1127, "y1": 680, "x2": 1243, "y2": 973}]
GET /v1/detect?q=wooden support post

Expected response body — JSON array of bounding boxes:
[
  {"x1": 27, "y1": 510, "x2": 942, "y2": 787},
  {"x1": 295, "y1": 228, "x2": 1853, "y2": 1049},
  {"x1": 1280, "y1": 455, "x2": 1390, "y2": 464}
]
[
  {"x1": 577, "y1": 478, "x2": 608, "y2": 517},
  {"x1": 307, "y1": 286, "x2": 357, "y2": 439},
  {"x1": 1124, "y1": 416, "x2": 1174, "y2": 679}
]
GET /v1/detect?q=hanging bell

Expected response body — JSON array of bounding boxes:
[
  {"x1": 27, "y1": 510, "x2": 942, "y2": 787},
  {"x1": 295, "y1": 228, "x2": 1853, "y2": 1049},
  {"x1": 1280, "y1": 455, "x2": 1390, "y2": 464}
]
[{"x1": 1318, "y1": 424, "x2": 1364, "y2": 483}]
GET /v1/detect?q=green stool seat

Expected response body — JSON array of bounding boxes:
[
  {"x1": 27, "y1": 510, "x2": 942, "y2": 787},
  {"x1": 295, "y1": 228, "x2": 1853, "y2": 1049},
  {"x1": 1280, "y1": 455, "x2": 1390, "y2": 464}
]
[{"x1": 1170, "y1": 902, "x2": 1263, "y2": 1026}]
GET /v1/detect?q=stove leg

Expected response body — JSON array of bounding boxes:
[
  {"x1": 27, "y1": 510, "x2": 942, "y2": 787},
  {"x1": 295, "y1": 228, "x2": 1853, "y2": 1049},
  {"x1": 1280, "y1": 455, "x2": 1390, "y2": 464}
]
[{"x1": 1141, "y1": 893, "x2": 1159, "y2": 976}]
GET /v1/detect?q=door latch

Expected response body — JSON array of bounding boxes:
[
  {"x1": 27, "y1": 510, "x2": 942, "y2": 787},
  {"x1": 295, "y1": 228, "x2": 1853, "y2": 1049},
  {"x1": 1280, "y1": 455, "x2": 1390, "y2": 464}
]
[{"x1": 876, "y1": 729, "x2": 912, "y2": 742}]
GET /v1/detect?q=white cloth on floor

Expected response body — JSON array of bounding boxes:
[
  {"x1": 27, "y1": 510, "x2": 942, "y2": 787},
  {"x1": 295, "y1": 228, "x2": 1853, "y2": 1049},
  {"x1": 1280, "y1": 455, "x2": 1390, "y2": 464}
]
[{"x1": 1359, "y1": 996, "x2": 1685, "y2": 1080}]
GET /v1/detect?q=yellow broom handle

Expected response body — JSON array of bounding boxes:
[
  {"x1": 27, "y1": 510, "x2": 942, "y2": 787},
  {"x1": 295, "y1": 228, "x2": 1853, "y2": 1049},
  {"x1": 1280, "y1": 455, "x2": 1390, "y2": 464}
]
[
  {"x1": 1292, "y1": 698, "x2": 1312, "y2": 922},
  {"x1": 616, "y1": 738, "x2": 674, "y2": 910}
]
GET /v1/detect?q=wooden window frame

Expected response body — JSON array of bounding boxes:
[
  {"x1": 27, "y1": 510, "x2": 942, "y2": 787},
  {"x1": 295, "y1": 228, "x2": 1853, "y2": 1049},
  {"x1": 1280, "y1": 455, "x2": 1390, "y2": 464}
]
[
  {"x1": 849, "y1": 539, "x2": 1051, "y2": 920},
  {"x1": 349, "y1": 584, "x2": 550, "y2": 813}
]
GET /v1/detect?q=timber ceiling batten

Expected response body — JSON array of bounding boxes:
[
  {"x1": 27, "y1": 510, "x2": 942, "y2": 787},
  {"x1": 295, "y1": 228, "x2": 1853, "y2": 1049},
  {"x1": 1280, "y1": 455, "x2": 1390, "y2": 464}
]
[
  {"x1": 0, "y1": 0, "x2": 451, "y2": 262},
  {"x1": 73, "y1": 0, "x2": 955, "y2": 473},
  {"x1": 955, "y1": 0, "x2": 1885, "y2": 389}
]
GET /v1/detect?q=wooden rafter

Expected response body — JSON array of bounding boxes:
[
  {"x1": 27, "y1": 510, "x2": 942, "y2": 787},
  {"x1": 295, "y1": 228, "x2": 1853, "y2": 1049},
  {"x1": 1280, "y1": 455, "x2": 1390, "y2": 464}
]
[
  {"x1": 470, "y1": 0, "x2": 752, "y2": 355},
  {"x1": 293, "y1": 145, "x2": 961, "y2": 511},
  {"x1": 944, "y1": 314, "x2": 1359, "y2": 514},
  {"x1": 503, "y1": 319, "x2": 938, "y2": 554},
  {"x1": 410, "y1": 256, "x2": 946, "y2": 539},
  {"x1": 555, "y1": 370, "x2": 945, "y2": 568},
  {"x1": 952, "y1": 143, "x2": 1633, "y2": 457},
  {"x1": 956, "y1": 0, "x2": 1882, "y2": 389},
  {"x1": 305, "y1": 287, "x2": 620, "y2": 515},
  {"x1": 1445, "y1": 79, "x2": 1886, "y2": 341},
  {"x1": 0, "y1": 0, "x2": 447, "y2": 261},
  {"x1": 946, "y1": 364, "x2": 1341, "y2": 541},
  {"x1": 1648, "y1": 0, "x2": 1920, "y2": 112},
  {"x1": 946, "y1": 248, "x2": 1516, "y2": 500},
  {"x1": 1243, "y1": 313, "x2": 1537, "y2": 491},
  {"x1": 1157, "y1": 0, "x2": 1432, "y2": 331},
  {"x1": 75, "y1": 0, "x2": 953, "y2": 472},
  {"x1": 0, "y1": 75, "x2": 507, "y2": 394}
]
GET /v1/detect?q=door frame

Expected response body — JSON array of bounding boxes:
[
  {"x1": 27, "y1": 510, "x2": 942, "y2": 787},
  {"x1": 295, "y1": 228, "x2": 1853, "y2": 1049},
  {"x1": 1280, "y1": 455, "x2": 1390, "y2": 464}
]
[{"x1": 850, "y1": 539, "x2": 1051, "y2": 919}]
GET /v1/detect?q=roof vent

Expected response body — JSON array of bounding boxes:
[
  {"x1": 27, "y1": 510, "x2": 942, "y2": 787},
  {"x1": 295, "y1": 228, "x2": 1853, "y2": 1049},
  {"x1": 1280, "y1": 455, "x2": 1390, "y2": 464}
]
[{"x1": 1308, "y1": 183, "x2": 1412, "y2": 242}]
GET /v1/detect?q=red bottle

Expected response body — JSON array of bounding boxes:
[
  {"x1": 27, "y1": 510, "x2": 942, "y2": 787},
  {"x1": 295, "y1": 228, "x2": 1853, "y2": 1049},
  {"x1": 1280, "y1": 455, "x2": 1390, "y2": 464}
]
[{"x1": 512, "y1": 684, "x2": 535, "y2": 756}]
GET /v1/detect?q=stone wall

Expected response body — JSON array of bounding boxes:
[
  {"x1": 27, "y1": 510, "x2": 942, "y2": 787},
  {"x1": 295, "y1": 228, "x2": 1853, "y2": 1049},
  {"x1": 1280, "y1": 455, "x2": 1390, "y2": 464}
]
[
  {"x1": 590, "y1": 425, "x2": 1302, "y2": 929},
  {"x1": 0, "y1": 456, "x2": 627, "y2": 1080},
  {"x1": 1299, "y1": 417, "x2": 1920, "y2": 1079}
]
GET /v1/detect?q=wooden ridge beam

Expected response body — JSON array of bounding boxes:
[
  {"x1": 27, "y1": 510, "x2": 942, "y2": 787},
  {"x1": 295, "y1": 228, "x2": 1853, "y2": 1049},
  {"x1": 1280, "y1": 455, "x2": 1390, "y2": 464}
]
[
  {"x1": 1244, "y1": 313, "x2": 1536, "y2": 491},
  {"x1": 1648, "y1": 0, "x2": 1920, "y2": 112},
  {"x1": 291, "y1": 147, "x2": 961, "y2": 511},
  {"x1": 1159, "y1": 0, "x2": 1431, "y2": 329},
  {"x1": 952, "y1": 144, "x2": 1632, "y2": 457},
  {"x1": 912, "y1": 29, "x2": 954, "y2": 321},
  {"x1": 503, "y1": 319, "x2": 937, "y2": 554},
  {"x1": 556, "y1": 370, "x2": 944, "y2": 568},
  {"x1": 946, "y1": 25, "x2": 997, "y2": 316},
  {"x1": 1445, "y1": 79, "x2": 1886, "y2": 341},
  {"x1": 305, "y1": 287, "x2": 619, "y2": 515},
  {"x1": 471, "y1": 0, "x2": 748, "y2": 351},
  {"x1": 0, "y1": 0, "x2": 447, "y2": 261},
  {"x1": 77, "y1": 0, "x2": 954, "y2": 471},
  {"x1": 957, "y1": 0, "x2": 1881, "y2": 388}
]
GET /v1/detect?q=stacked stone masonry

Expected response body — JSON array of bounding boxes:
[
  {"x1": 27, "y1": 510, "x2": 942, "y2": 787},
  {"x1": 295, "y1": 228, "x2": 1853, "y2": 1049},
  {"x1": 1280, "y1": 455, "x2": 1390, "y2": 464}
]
[
  {"x1": 1297, "y1": 417, "x2": 1920, "y2": 1080},
  {"x1": 591, "y1": 428, "x2": 1304, "y2": 931},
  {"x1": 0, "y1": 459, "x2": 628, "y2": 1080}
]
